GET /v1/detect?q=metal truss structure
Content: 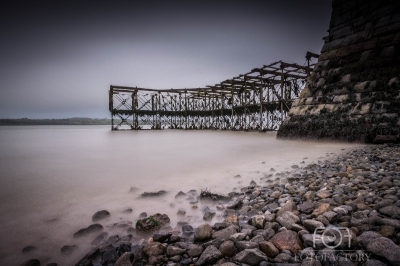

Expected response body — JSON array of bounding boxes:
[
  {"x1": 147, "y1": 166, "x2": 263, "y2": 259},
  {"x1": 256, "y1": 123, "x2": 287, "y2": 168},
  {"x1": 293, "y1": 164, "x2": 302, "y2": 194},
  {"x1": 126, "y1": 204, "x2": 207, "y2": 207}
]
[{"x1": 109, "y1": 53, "x2": 318, "y2": 131}]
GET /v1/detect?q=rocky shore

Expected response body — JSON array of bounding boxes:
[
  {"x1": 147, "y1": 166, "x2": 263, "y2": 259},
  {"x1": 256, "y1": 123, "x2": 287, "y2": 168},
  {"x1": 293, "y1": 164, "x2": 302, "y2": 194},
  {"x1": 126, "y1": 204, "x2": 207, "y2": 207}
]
[{"x1": 21, "y1": 144, "x2": 400, "y2": 266}]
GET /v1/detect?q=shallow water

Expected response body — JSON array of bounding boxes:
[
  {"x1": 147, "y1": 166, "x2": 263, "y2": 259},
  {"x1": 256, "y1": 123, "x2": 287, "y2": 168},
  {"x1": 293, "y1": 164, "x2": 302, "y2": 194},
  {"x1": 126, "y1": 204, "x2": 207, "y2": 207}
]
[{"x1": 0, "y1": 126, "x2": 362, "y2": 265}]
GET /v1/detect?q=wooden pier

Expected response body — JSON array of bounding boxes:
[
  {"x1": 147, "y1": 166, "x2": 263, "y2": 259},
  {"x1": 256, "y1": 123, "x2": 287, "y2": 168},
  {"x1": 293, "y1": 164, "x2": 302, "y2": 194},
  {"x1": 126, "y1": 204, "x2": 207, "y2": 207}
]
[{"x1": 109, "y1": 53, "x2": 318, "y2": 131}]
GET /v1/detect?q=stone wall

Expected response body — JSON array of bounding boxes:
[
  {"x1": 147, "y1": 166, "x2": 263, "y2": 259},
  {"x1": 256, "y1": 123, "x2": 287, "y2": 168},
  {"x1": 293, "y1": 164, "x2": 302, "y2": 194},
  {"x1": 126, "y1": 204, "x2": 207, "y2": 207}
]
[{"x1": 277, "y1": 0, "x2": 400, "y2": 143}]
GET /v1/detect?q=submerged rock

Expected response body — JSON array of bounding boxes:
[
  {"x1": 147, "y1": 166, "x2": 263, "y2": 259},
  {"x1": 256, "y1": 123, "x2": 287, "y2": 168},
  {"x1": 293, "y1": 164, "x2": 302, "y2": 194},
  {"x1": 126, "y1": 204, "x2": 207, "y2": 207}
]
[
  {"x1": 92, "y1": 210, "x2": 111, "y2": 222},
  {"x1": 73, "y1": 224, "x2": 103, "y2": 237}
]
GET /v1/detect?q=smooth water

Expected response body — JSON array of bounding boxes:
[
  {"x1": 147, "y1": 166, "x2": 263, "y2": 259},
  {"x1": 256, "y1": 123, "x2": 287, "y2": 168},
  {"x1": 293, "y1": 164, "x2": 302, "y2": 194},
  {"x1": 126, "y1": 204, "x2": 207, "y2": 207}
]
[{"x1": 0, "y1": 126, "x2": 362, "y2": 265}]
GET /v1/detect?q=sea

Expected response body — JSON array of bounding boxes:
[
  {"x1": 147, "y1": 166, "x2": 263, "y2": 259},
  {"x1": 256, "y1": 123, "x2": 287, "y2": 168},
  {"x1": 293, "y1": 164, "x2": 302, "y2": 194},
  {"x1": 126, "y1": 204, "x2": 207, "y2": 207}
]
[{"x1": 0, "y1": 126, "x2": 362, "y2": 265}]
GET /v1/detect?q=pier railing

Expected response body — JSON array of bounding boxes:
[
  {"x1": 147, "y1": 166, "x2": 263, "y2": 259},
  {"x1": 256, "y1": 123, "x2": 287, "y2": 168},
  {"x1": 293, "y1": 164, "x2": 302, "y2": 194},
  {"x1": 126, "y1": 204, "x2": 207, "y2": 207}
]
[{"x1": 109, "y1": 54, "x2": 318, "y2": 131}]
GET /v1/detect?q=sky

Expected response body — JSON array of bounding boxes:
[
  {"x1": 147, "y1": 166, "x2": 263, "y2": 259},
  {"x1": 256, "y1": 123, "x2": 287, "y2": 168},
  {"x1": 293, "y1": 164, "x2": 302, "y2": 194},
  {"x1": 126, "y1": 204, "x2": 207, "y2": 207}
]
[{"x1": 0, "y1": 0, "x2": 332, "y2": 119}]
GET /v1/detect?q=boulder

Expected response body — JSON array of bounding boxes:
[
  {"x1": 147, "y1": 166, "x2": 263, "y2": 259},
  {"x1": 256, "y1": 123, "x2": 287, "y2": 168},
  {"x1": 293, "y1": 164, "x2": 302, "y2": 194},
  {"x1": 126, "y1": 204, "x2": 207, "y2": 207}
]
[
  {"x1": 92, "y1": 210, "x2": 110, "y2": 222},
  {"x1": 166, "y1": 246, "x2": 186, "y2": 257},
  {"x1": 114, "y1": 252, "x2": 133, "y2": 266},
  {"x1": 366, "y1": 237, "x2": 400, "y2": 263},
  {"x1": 143, "y1": 242, "x2": 166, "y2": 257},
  {"x1": 194, "y1": 224, "x2": 212, "y2": 243},
  {"x1": 236, "y1": 241, "x2": 259, "y2": 251},
  {"x1": 270, "y1": 230, "x2": 302, "y2": 254},
  {"x1": 73, "y1": 224, "x2": 103, "y2": 237},
  {"x1": 19, "y1": 259, "x2": 40, "y2": 266},
  {"x1": 312, "y1": 203, "x2": 331, "y2": 217},
  {"x1": 277, "y1": 200, "x2": 297, "y2": 216},
  {"x1": 379, "y1": 205, "x2": 400, "y2": 217},
  {"x1": 357, "y1": 231, "x2": 382, "y2": 248},
  {"x1": 136, "y1": 213, "x2": 170, "y2": 232},
  {"x1": 276, "y1": 211, "x2": 300, "y2": 229},
  {"x1": 235, "y1": 248, "x2": 268, "y2": 265},
  {"x1": 219, "y1": 240, "x2": 235, "y2": 257},
  {"x1": 188, "y1": 245, "x2": 203, "y2": 257},
  {"x1": 298, "y1": 201, "x2": 315, "y2": 214},
  {"x1": 61, "y1": 245, "x2": 78, "y2": 255},
  {"x1": 212, "y1": 225, "x2": 238, "y2": 241},
  {"x1": 303, "y1": 219, "x2": 325, "y2": 232},
  {"x1": 259, "y1": 241, "x2": 279, "y2": 257},
  {"x1": 251, "y1": 215, "x2": 265, "y2": 229},
  {"x1": 152, "y1": 232, "x2": 171, "y2": 243},
  {"x1": 195, "y1": 245, "x2": 223, "y2": 265}
]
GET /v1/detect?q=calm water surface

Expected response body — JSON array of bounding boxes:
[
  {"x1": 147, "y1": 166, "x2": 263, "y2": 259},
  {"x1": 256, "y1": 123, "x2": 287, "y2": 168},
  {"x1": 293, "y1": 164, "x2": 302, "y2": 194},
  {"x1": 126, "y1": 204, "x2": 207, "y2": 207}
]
[{"x1": 0, "y1": 126, "x2": 362, "y2": 265}]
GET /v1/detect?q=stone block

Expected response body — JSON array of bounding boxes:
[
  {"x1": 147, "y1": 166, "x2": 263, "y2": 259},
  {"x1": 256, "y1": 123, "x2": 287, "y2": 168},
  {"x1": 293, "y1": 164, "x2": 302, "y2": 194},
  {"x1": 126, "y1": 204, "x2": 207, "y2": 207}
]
[
  {"x1": 336, "y1": 44, "x2": 358, "y2": 57},
  {"x1": 333, "y1": 94, "x2": 349, "y2": 103},
  {"x1": 319, "y1": 49, "x2": 338, "y2": 61},
  {"x1": 331, "y1": 25, "x2": 353, "y2": 39},
  {"x1": 392, "y1": 32, "x2": 400, "y2": 44},
  {"x1": 354, "y1": 81, "x2": 370, "y2": 92},
  {"x1": 341, "y1": 74, "x2": 351, "y2": 83},
  {"x1": 375, "y1": 15, "x2": 391, "y2": 28},
  {"x1": 357, "y1": 38, "x2": 378, "y2": 51},
  {"x1": 351, "y1": 103, "x2": 371, "y2": 115}
]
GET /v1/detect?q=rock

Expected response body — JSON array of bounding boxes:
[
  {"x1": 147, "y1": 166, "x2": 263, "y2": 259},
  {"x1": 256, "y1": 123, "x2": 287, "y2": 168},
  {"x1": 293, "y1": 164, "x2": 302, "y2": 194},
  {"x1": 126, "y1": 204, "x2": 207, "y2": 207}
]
[
  {"x1": 92, "y1": 210, "x2": 111, "y2": 222},
  {"x1": 366, "y1": 237, "x2": 400, "y2": 263},
  {"x1": 226, "y1": 199, "x2": 242, "y2": 209},
  {"x1": 194, "y1": 223, "x2": 213, "y2": 242},
  {"x1": 311, "y1": 203, "x2": 331, "y2": 217},
  {"x1": 276, "y1": 200, "x2": 297, "y2": 216},
  {"x1": 270, "y1": 230, "x2": 303, "y2": 254},
  {"x1": 122, "y1": 208, "x2": 133, "y2": 213},
  {"x1": 141, "y1": 190, "x2": 167, "y2": 197},
  {"x1": 152, "y1": 232, "x2": 172, "y2": 242},
  {"x1": 303, "y1": 220, "x2": 325, "y2": 232},
  {"x1": 166, "y1": 246, "x2": 186, "y2": 257},
  {"x1": 22, "y1": 246, "x2": 37, "y2": 253},
  {"x1": 236, "y1": 241, "x2": 259, "y2": 251},
  {"x1": 73, "y1": 224, "x2": 103, "y2": 237},
  {"x1": 103, "y1": 247, "x2": 119, "y2": 262},
  {"x1": 136, "y1": 213, "x2": 170, "y2": 232},
  {"x1": 298, "y1": 201, "x2": 315, "y2": 214},
  {"x1": 357, "y1": 231, "x2": 382, "y2": 248},
  {"x1": 379, "y1": 205, "x2": 400, "y2": 217},
  {"x1": 316, "y1": 191, "x2": 332, "y2": 199},
  {"x1": 276, "y1": 211, "x2": 300, "y2": 229},
  {"x1": 303, "y1": 191, "x2": 316, "y2": 201},
  {"x1": 143, "y1": 242, "x2": 166, "y2": 257},
  {"x1": 139, "y1": 212, "x2": 147, "y2": 218},
  {"x1": 259, "y1": 241, "x2": 279, "y2": 257},
  {"x1": 203, "y1": 211, "x2": 216, "y2": 221},
  {"x1": 365, "y1": 259, "x2": 389, "y2": 266},
  {"x1": 188, "y1": 245, "x2": 203, "y2": 257},
  {"x1": 323, "y1": 211, "x2": 337, "y2": 223},
  {"x1": 182, "y1": 224, "x2": 194, "y2": 235},
  {"x1": 219, "y1": 240, "x2": 235, "y2": 257},
  {"x1": 377, "y1": 180, "x2": 393, "y2": 188},
  {"x1": 235, "y1": 248, "x2": 268, "y2": 265},
  {"x1": 175, "y1": 191, "x2": 187, "y2": 198},
  {"x1": 351, "y1": 211, "x2": 370, "y2": 232},
  {"x1": 270, "y1": 191, "x2": 281, "y2": 199},
  {"x1": 177, "y1": 209, "x2": 186, "y2": 216},
  {"x1": 195, "y1": 245, "x2": 223, "y2": 265},
  {"x1": 19, "y1": 260, "x2": 40, "y2": 266},
  {"x1": 379, "y1": 225, "x2": 395, "y2": 238},
  {"x1": 61, "y1": 245, "x2": 78, "y2": 255},
  {"x1": 114, "y1": 252, "x2": 133, "y2": 266},
  {"x1": 251, "y1": 215, "x2": 265, "y2": 229},
  {"x1": 230, "y1": 233, "x2": 246, "y2": 242},
  {"x1": 212, "y1": 225, "x2": 238, "y2": 240}
]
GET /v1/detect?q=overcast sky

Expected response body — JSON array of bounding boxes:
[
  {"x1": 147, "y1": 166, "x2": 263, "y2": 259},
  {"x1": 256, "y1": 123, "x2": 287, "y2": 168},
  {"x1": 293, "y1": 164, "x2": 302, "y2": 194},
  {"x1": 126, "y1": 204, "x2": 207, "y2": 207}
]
[{"x1": 0, "y1": 0, "x2": 332, "y2": 119}]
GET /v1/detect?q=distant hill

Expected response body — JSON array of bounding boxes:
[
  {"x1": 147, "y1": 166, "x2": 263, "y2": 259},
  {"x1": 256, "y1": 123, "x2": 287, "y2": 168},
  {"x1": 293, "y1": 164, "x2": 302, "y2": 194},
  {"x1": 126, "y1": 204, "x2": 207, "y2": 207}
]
[{"x1": 0, "y1": 118, "x2": 120, "y2": 125}]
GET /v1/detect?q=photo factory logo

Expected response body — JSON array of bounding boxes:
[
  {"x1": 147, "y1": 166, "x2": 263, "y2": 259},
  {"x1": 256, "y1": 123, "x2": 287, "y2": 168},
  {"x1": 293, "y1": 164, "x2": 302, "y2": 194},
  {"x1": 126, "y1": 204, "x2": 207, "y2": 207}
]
[{"x1": 295, "y1": 226, "x2": 371, "y2": 262}]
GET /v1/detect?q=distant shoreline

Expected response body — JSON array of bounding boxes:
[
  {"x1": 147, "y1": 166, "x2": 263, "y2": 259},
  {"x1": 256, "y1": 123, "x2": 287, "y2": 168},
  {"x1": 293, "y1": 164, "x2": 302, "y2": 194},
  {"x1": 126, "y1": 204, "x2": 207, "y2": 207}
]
[{"x1": 0, "y1": 118, "x2": 119, "y2": 126}]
